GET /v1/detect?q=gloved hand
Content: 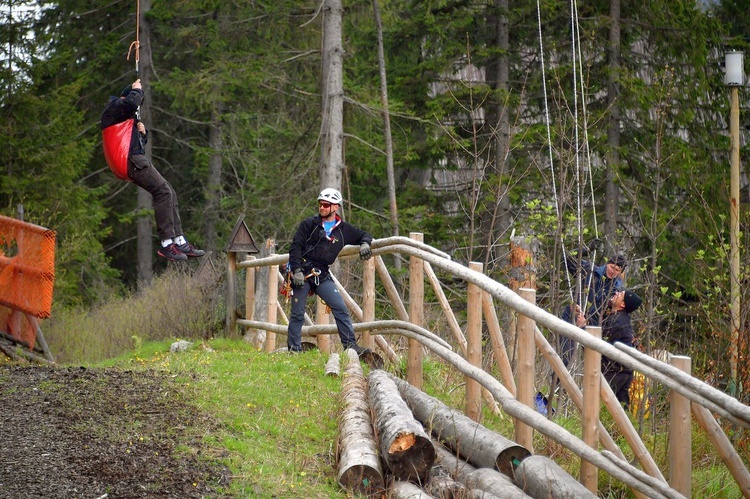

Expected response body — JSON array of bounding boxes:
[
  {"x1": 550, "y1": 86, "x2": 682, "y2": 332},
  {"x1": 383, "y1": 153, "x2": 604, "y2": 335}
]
[
  {"x1": 588, "y1": 238, "x2": 604, "y2": 253},
  {"x1": 292, "y1": 269, "x2": 305, "y2": 288},
  {"x1": 359, "y1": 242, "x2": 372, "y2": 261}
]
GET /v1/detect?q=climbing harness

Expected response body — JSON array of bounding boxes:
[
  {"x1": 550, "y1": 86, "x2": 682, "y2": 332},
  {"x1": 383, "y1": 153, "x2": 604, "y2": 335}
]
[{"x1": 279, "y1": 267, "x2": 323, "y2": 302}]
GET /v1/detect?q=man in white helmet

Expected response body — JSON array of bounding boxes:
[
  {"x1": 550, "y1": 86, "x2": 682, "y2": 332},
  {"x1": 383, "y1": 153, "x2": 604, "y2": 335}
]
[{"x1": 286, "y1": 188, "x2": 373, "y2": 355}]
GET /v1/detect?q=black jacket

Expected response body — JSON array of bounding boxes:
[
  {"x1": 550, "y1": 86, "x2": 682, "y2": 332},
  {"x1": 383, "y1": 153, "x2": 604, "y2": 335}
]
[
  {"x1": 100, "y1": 88, "x2": 147, "y2": 157},
  {"x1": 288, "y1": 214, "x2": 373, "y2": 277},
  {"x1": 601, "y1": 310, "x2": 634, "y2": 374}
]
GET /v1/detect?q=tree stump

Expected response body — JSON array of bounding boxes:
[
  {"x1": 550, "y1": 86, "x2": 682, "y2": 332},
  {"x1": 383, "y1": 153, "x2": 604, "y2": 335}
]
[
  {"x1": 325, "y1": 352, "x2": 340, "y2": 377},
  {"x1": 368, "y1": 369, "x2": 436, "y2": 483}
]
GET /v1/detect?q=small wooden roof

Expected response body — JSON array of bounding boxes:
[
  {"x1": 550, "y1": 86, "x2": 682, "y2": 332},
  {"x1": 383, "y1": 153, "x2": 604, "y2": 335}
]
[{"x1": 224, "y1": 215, "x2": 260, "y2": 254}]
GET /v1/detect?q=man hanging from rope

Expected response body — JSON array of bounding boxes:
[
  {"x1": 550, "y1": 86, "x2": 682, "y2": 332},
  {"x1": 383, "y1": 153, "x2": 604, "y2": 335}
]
[{"x1": 100, "y1": 79, "x2": 205, "y2": 262}]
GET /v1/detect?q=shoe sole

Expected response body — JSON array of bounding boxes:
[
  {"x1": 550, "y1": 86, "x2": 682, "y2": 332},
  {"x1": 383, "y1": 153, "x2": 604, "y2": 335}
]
[{"x1": 157, "y1": 252, "x2": 188, "y2": 262}]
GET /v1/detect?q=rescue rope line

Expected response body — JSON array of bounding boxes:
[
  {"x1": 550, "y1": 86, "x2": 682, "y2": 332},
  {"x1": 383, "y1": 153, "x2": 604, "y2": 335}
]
[
  {"x1": 126, "y1": 0, "x2": 140, "y2": 77},
  {"x1": 536, "y1": 0, "x2": 575, "y2": 306},
  {"x1": 537, "y1": 0, "x2": 601, "y2": 313}
]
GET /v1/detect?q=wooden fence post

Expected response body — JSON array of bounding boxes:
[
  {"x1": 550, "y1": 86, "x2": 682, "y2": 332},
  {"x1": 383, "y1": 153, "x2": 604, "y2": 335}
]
[
  {"x1": 317, "y1": 297, "x2": 331, "y2": 353},
  {"x1": 263, "y1": 240, "x2": 278, "y2": 352},
  {"x1": 242, "y1": 255, "x2": 259, "y2": 346},
  {"x1": 408, "y1": 232, "x2": 424, "y2": 388},
  {"x1": 514, "y1": 287, "x2": 536, "y2": 451},
  {"x1": 226, "y1": 251, "x2": 237, "y2": 335},
  {"x1": 508, "y1": 236, "x2": 536, "y2": 364},
  {"x1": 670, "y1": 355, "x2": 692, "y2": 498},
  {"x1": 581, "y1": 325, "x2": 602, "y2": 492},
  {"x1": 466, "y1": 261, "x2": 483, "y2": 421},
  {"x1": 362, "y1": 257, "x2": 376, "y2": 349}
]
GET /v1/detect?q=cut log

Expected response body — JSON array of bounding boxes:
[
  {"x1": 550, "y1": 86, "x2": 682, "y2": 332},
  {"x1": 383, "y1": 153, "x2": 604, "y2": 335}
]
[
  {"x1": 391, "y1": 480, "x2": 435, "y2": 498},
  {"x1": 325, "y1": 352, "x2": 340, "y2": 377},
  {"x1": 513, "y1": 455, "x2": 596, "y2": 498},
  {"x1": 337, "y1": 350, "x2": 385, "y2": 496},
  {"x1": 368, "y1": 369, "x2": 436, "y2": 483},
  {"x1": 425, "y1": 463, "x2": 469, "y2": 498},
  {"x1": 389, "y1": 372, "x2": 529, "y2": 476},
  {"x1": 433, "y1": 442, "x2": 530, "y2": 499}
]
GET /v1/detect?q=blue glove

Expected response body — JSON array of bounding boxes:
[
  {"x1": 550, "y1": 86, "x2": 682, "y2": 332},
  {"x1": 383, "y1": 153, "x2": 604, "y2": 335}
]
[{"x1": 359, "y1": 243, "x2": 372, "y2": 261}]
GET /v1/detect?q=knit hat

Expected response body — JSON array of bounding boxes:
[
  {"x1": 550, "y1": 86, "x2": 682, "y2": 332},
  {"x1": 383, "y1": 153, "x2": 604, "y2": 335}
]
[
  {"x1": 608, "y1": 253, "x2": 627, "y2": 270},
  {"x1": 121, "y1": 85, "x2": 133, "y2": 97},
  {"x1": 623, "y1": 290, "x2": 642, "y2": 313}
]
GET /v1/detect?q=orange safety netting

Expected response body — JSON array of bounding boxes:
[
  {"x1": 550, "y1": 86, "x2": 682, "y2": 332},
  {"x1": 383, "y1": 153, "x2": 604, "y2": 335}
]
[{"x1": 0, "y1": 215, "x2": 56, "y2": 320}]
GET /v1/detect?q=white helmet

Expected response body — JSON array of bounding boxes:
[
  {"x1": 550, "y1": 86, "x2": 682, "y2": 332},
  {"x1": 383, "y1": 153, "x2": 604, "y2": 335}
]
[{"x1": 318, "y1": 188, "x2": 343, "y2": 205}]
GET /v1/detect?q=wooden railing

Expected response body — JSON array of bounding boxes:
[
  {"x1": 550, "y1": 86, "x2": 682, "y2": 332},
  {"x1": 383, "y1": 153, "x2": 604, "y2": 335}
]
[{"x1": 226, "y1": 233, "x2": 750, "y2": 498}]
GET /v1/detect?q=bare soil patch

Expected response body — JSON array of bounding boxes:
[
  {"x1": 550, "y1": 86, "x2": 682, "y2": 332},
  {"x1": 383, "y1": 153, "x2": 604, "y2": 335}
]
[{"x1": 0, "y1": 365, "x2": 232, "y2": 498}]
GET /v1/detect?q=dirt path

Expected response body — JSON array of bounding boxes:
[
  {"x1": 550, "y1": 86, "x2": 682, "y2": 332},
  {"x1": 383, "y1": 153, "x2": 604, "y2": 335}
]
[{"x1": 0, "y1": 365, "x2": 231, "y2": 498}]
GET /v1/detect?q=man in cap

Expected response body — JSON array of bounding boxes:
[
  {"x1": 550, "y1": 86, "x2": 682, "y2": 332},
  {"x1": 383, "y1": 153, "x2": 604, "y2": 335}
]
[
  {"x1": 565, "y1": 240, "x2": 627, "y2": 326},
  {"x1": 601, "y1": 289, "x2": 643, "y2": 410}
]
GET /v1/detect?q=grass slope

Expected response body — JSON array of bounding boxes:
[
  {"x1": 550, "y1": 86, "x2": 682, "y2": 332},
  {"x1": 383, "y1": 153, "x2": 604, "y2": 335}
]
[{"x1": 101, "y1": 338, "x2": 347, "y2": 498}]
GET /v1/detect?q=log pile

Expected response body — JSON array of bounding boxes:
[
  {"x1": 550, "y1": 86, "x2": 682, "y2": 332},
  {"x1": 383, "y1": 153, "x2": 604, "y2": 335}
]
[{"x1": 335, "y1": 365, "x2": 594, "y2": 498}]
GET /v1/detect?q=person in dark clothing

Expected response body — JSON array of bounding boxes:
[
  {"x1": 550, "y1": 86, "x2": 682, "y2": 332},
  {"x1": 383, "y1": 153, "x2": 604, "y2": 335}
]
[
  {"x1": 100, "y1": 78, "x2": 204, "y2": 262},
  {"x1": 601, "y1": 289, "x2": 642, "y2": 410},
  {"x1": 565, "y1": 243, "x2": 626, "y2": 327},
  {"x1": 287, "y1": 188, "x2": 373, "y2": 355}
]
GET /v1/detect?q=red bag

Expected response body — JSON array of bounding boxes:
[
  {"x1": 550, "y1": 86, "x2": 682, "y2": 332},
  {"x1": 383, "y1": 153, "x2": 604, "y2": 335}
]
[{"x1": 102, "y1": 118, "x2": 134, "y2": 181}]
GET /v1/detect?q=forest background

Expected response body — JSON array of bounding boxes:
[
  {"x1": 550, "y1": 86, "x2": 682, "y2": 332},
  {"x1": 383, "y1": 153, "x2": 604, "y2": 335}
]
[{"x1": 1, "y1": 0, "x2": 749, "y2": 405}]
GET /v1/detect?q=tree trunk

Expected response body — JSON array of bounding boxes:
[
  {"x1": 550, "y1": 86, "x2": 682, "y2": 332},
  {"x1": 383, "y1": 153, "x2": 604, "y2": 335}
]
[
  {"x1": 425, "y1": 464, "x2": 469, "y2": 498},
  {"x1": 204, "y1": 104, "x2": 222, "y2": 252},
  {"x1": 325, "y1": 352, "x2": 340, "y2": 376},
  {"x1": 137, "y1": 0, "x2": 154, "y2": 287},
  {"x1": 371, "y1": 0, "x2": 399, "y2": 244},
  {"x1": 481, "y1": 0, "x2": 511, "y2": 273},
  {"x1": 368, "y1": 369, "x2": 435, "y2": 483},
  {"x1": 389, "y1": 372, "x2": 529, "y2": 477},
  {"x1": 604, "y1": 0, "x2": 621, "y2": 244},
  {"x1": 337, "y1": 350, "x2": 384, "y2": 496},
  {"x1": 319, "y1": 0, "x2": 344, "y2": 190},
  {"x1": 390, "y1": 480, "x2": 434, "y2": 499},
  {"x1": 512, "y1": 455, "x2": 596, "y2": 498},
  {"x1": 433, "y1": 443, "x2": 527, "y2": 499}
]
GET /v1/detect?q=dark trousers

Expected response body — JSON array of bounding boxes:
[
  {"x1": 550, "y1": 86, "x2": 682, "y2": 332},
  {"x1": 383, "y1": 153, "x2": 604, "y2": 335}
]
[
  {"x1": 604, "y1": 369, "x2": 633, "y2": 410},
  {"x1": 128, "y1": 154, "x2": 183, "y2": 241},
  {"x1": 287, "y1": 278, "x2": 356, "y2": 352}
]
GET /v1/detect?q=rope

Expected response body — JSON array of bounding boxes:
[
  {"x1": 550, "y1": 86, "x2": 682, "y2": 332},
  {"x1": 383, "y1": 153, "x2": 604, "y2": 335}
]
[
  {"x1": 536, "y1": 0, "x2": 574, "y2": 307},
  {"x1": 126, "y1": 0, "x2": 140, "y2": 77},
  {"x1": 538, "y1": 0, "x2": 603, "y2": 318}
]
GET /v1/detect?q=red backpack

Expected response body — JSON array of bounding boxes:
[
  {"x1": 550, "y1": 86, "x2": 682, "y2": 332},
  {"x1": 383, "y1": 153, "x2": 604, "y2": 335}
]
[{"x1": 102, "y1": 118, "x2": 134, "y2": 181}]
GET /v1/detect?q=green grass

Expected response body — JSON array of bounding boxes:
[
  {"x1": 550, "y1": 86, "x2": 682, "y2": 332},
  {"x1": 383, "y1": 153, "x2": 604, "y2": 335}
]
[
  {"x1": 37, "y1": 268, "x2": 746, "y2": 498},
  {"x1": 99, "y1": 338, "x2": 347, "y2": 498},
  {"x1": 41, "y1": 336, "x2": 745, "y2": 498}
]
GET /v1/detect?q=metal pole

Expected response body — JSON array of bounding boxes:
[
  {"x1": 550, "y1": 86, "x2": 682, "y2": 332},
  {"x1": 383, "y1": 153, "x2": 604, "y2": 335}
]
[{"x1": 729, "y1": 85, "x2": 740, "y2": 397}]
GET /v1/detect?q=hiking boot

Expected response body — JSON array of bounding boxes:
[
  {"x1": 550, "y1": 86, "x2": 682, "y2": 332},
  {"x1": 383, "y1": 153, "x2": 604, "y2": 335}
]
[
  {"x1": 177, "y1": 242, "x2": 205, "y2": 258},
  {"x1": 157, "y1": 243, "x2": 188, "y2": 262},
  {"x1": 348, "y1": 344, "x2": 371, "y2": 356}
]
